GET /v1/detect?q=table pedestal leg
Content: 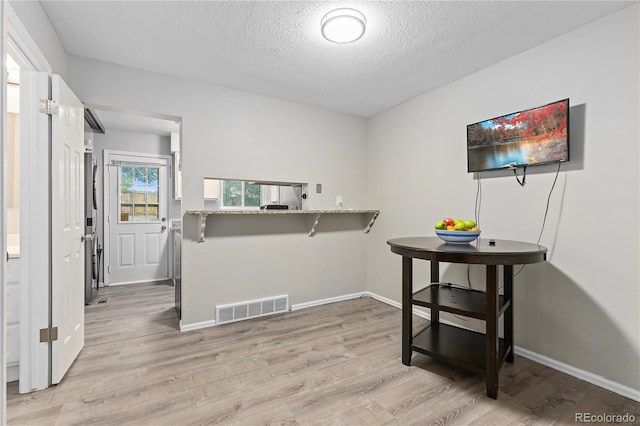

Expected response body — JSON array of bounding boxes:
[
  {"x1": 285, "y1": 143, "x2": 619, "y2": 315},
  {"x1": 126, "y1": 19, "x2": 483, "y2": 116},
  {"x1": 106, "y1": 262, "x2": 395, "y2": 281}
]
[
  {"x1": 486, "y1": 264, "x2": 499, "y2": 399},
  {"x1": 430, "y1": 259, "x2": 439, "y2": 324},
  {"x1": 504, "y1": 265, "x2": 514, "y2": 363},
  {"x1": 402, "y1": 256, "x2": 412, "y2": 365}
]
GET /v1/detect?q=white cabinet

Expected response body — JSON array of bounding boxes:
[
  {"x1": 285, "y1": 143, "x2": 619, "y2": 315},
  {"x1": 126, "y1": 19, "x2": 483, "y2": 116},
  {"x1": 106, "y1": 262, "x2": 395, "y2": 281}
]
[
  {"x1": 204, "y1": 178, "x2": 220, "y2": 200},
  {"x1": 174, "y1": 152, "x2": 181, "y2": 200},
  {"x1": 173, "y1": 229, "x2": 181, "y2": 281},
  {"x1": 173, "y1": 226, "x2": 181, "y2": 319},
  {"x1": 6, "y1": 257, "x2": 20, "y2": 382},
  {"x1": 170, "y1": 132, "x2": 180, "y2": 153},
  {"x1": 172, "y1": 131, "x2": 182, "y2": 200}
]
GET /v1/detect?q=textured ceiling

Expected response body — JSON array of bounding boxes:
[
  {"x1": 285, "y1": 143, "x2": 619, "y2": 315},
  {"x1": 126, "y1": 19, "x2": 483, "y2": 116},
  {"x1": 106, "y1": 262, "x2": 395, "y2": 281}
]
[{"x1": 42, "y1": 1, "x2": 634, "y2": 118}]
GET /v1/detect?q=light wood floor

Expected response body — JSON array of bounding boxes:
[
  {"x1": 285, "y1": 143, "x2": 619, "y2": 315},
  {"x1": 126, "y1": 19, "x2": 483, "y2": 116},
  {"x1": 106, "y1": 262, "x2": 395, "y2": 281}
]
[{"x1": 7, "y1": 282, "x2": 639, "y2": 425}]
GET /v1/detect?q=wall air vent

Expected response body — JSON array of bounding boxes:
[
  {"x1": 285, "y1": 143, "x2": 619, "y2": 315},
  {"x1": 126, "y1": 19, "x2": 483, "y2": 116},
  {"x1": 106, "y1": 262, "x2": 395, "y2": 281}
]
[{"x1": 215, "y1": 295, "x2": 288, "y2": 325}]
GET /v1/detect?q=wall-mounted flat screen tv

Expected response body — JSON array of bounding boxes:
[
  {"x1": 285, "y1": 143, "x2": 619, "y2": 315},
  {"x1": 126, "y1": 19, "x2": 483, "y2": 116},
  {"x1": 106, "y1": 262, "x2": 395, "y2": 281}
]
[{"x1": 467, "y1": 98, "x2": 569, "y2": 173}]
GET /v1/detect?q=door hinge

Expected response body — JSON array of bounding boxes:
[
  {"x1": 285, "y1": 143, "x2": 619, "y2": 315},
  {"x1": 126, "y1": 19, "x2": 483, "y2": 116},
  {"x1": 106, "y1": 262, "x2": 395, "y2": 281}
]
[
  {"x1": 39, "y1": 327, "x2": 59, "y2": 343},
  {"x1": 39, "y1": 99, "x2": 59, "y2": 115}
]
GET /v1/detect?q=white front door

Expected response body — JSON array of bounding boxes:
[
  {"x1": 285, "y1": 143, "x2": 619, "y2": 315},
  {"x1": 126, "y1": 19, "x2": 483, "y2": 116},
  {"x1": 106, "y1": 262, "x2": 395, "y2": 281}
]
[
  {"x1": 51, "y1": 75, "x2": 85, "y2": 384},
  {"x1": 105, "y1": 152, "x2": 169, "y2": 285}
]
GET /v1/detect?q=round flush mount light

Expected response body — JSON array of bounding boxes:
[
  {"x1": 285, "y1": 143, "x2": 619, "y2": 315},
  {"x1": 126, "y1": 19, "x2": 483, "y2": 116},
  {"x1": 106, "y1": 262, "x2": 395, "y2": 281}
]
[{"x1": 321, "y1": 8, "x2": 366, "y2": 44}]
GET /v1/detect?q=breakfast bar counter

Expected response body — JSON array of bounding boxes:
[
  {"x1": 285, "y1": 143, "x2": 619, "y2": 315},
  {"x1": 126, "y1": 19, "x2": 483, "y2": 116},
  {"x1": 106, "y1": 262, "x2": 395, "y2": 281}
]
[{"x1": 187, "y1": 209, "x2": 380, "y2": 241}]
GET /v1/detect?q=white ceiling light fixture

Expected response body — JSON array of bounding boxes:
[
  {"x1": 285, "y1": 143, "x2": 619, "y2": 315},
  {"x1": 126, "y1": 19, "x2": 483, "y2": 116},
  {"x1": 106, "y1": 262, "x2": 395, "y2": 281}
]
[{"x1": 321, "y1": 8, "x2": 366, "y2": 44}]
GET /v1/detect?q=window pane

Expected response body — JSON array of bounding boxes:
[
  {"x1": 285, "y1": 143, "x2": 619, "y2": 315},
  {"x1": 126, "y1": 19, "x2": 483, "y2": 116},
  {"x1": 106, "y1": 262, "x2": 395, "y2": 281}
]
[
  {"x1": 148, "y1": 168, "x2": 159, "y2": 187},
  {"x1": 121, "y1": 166, "x2": 133, "y2": 191},
  {"x1": 134, "y1": 189, "x2": 146, "y2": 203},
  {"x1": 121, "y1": 190, "x2": 133, "y2": 203},
  {"x1": 148, "y1": 188, "x2": 158, "y2": 203},
  {"x1": 133, "y1": 204, "x2": 147, "y2": 221},
  {"x1": 133, "y1": 167, "x2": 147, "y2": 186},
  {"x1": 148, "y1": 205, "x2": 159, "y2": 221},
  {"x1": 148, "y1": 168, "x2": 159, "y2": 205},
  {"x1": 120, "y1": 205, "x2": 132, "y2": 222},
  {"x1": 245, "y1": 183, "x2": 261, "y2": 207},
  {"x1": 223, "y1": 180, "x2": 242, "y2": 207}
]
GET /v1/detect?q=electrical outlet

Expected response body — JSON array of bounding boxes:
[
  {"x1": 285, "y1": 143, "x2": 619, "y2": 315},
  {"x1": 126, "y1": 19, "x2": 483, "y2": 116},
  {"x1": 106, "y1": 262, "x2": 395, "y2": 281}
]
[
  {"x1": 316, "y1": 183, "x2": 322, "y2": 193},
  {"x1": 336, "y1": 195, "x2": 343, "y2": 206}
]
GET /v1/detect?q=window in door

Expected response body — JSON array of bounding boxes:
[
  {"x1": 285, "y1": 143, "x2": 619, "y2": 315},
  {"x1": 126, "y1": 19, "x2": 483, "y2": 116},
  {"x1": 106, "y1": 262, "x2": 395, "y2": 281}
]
[{"x1": 119, "y1": 165, "x2": 160, "y2": 222}]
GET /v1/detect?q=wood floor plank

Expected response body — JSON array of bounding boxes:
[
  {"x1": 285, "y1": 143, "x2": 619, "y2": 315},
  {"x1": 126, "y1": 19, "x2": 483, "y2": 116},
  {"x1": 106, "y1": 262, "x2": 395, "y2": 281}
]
[{"x1": 6, "y1": 281, "x2": 639, "y2": 425}]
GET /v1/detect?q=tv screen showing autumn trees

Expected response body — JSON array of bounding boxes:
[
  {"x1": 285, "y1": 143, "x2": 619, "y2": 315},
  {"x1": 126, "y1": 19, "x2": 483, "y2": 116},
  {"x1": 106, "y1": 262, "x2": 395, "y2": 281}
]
[{"x1": 467, "y1": 99, "x2": 569, "y2": 172}]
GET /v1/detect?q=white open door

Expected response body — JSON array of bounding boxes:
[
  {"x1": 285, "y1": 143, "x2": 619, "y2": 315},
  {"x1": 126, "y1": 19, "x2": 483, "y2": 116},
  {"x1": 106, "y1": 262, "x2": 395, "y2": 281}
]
[{"x1": 50, "y1": 74, "x2": 84, "y2": 384}]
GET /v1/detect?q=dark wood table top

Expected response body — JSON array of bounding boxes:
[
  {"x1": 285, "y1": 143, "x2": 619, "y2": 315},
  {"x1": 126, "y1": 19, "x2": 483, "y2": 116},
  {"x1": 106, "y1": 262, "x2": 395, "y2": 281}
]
[{"x1": 387, "y1": 236, "x2": 547, "y2": 265}]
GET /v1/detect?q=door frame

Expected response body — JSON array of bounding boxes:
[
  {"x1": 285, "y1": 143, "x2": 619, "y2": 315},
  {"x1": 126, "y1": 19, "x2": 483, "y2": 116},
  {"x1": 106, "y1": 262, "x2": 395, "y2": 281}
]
[
  {"x1": 1, "y1": 3, "x2": 6, "y2": 421},
  {"x1": 103, "y1": 150, "x2": 173, "y2": 286},
  {"x1": 3, "y1": 2, "x2": 53, "y2": 399}
]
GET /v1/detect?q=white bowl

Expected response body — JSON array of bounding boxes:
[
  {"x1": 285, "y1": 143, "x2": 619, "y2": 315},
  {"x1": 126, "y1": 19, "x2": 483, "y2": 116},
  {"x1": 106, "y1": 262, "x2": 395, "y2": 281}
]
[{"x1": 435, "y1": 229, "x2": 481, "y2": 244}]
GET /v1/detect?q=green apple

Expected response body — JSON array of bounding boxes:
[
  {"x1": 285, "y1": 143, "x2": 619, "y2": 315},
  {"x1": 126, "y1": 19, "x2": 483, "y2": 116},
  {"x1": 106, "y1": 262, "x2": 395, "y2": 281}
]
[
  {"x1": 454, "y1": 221, "x2": 467, "y2": 231},
  {"x1": 465, "y1": 219, "x2": 476, "y2": 229},
  {"x1": 435, "y1": 221, "x2": 446, "y2": 230}
]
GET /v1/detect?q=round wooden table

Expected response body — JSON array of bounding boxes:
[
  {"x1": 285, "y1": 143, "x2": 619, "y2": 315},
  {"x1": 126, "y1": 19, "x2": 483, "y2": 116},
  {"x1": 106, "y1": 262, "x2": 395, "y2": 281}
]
[{"x1": 387, "y1": 236, "x2": 547, "y2": 399}]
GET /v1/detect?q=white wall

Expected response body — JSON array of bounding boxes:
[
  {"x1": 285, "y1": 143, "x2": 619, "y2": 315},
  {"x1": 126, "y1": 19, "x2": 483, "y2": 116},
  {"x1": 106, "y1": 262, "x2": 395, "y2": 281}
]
[
  {"x1": 67, "y1": 57, "x2": 370, "y2": 325},
  {"x1": 366, "y1": 5, "x2": 639, "y2": 394},
  {"x1": 93, "y1": 128, "x2": 178, "y2": 283},
  {"x1": 8, "y1": 0, "x2": 67, "y2": 78}
]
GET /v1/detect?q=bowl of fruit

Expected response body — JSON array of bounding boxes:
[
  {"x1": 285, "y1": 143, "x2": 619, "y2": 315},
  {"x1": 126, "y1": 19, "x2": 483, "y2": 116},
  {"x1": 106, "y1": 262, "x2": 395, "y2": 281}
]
[{"x1": 434, "y1": 217, "x2": 481, "y2": 244}]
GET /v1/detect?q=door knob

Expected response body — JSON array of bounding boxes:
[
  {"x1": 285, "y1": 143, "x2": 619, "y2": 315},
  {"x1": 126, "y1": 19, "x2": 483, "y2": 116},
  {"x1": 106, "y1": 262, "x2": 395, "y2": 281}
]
[{"x1": 161, "y1": 225, "x2": 167, "y2": 232}]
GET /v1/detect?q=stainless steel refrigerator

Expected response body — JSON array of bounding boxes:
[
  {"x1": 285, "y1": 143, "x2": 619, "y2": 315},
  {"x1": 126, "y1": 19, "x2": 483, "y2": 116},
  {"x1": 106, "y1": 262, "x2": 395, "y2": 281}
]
[{"x1": 84, "y1": 150, "x2": 100, "y2": 304}]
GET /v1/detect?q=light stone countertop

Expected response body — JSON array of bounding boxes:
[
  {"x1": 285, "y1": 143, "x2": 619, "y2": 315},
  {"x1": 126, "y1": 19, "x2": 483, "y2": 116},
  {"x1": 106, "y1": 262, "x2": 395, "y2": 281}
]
[
  {"x1": 184, "y1": 209, "x2": 380, "y2": 241},
  {"x1": 185, "y1": 209, "x2": 379, "y2": 215}
]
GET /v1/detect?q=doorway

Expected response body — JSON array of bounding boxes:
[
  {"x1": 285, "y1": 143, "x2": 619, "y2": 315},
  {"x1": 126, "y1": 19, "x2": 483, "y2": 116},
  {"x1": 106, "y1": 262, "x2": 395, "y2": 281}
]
[
  {"x1": 82, "y1": 106, "x2": 181, "y2": 289},
  {"x1": 5, "y1": 47, "x2": 21, "y2": 386},
  {"x1": 4, "y1": 27, "x2": 53, "y2": 394}
]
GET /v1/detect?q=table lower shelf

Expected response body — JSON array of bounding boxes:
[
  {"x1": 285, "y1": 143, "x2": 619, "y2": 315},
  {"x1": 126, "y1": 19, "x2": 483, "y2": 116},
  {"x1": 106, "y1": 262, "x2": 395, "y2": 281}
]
[
  {"x1": 412, "y1": 322, "x2": 510, "y2": 375},
  {"x1": 412, "y1": 284, "x2": 509, "y2": 320}
]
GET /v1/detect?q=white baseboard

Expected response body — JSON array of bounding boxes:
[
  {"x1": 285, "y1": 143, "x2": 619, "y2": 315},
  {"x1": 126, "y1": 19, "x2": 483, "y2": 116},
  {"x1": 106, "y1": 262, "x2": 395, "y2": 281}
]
[
  {"x1": 175, "y1": 289, "x2": 640, "y2": 401},
  {"x1": 365, "y1": 290, "x2": 640, "y2": 402},
  {"x1": 106, "y1": 277, "x2": 171, "y2": 287},
  {"x1": 366, "y1": 291, "x2": 401, "y2": 309},
  {"x1": 291, "y1": 292, "x2": 369, "y2": 311},
  {"x1": 514, "y1": 346, "x2": 640, "y2": 402},
  {"x1": 179, "y1": 318, "x2": 216, "y2": 332},
  {"x1": 6, "y1": 363, "x2": 18, "y2": 383}
]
